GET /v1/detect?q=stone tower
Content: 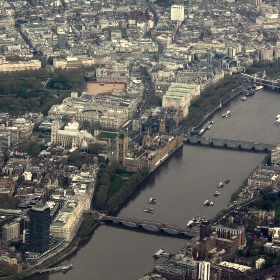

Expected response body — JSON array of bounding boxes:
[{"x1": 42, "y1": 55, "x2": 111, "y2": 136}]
[
  {"x1": 143, "y1": 127, "x2": 151, "y2": 148},
  {"x1": 116, "y1": 130, "x2": 129, "y2": 167},
  {"x1": 159, "y1": 118, "x2": 166, "y2": 134},
  {"x1": 51, "y1": 120, "x2": 60, "y2": 145}
]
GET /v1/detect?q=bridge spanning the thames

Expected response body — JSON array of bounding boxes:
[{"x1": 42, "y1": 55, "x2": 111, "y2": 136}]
[
  {"x1": 242, "y1": 73, "x2": 280, "y2": 90},
  {"x1": 101, "y1": 216, "x2": 198, "y2": 238},
  {"x1": 184, "y1": 136, "x2": 275, "y2": 153}
]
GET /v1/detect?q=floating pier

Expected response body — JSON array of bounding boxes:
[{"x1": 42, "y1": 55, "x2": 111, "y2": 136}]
[{"x1": 38, "y1": 264, "x2": 73, "y2": 274}]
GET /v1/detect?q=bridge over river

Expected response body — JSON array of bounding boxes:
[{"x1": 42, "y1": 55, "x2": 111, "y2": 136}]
[
  {"x1": 184, "y1": 136, "x2": 275, "y2": 153},
  {"x1": 242, "y1": 73, "x2": 280, "y2": 89},
  {"x1": 101, "y1": 216, "x2": 198, "y2": 238}
]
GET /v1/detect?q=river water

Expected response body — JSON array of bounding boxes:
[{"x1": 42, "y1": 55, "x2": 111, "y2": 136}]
[{"x1": 29, "y1": 88, "x2": 280, "y2": 280}]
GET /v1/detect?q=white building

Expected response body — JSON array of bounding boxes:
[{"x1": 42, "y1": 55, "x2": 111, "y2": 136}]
[
  {"x1": 162, "y1": 83, "x2": 201, "y2": 117},
  {"x1": 2, "y1": 222, "x2": 20, "y2": 242},
  {"x1": 171, "y1": 5, "x2": 184, "y2": 22},
  {"x1": 198, "y1": 261, "x2": 210, "y2": 280},
  {"x1": 50, "y1": 200, "x2": 83, "y2": 242},
  {"x1": 51, "y1": 121, "x2": 94, "y2": 149}
]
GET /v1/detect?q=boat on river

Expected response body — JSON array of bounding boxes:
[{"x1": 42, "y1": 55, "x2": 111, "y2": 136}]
[
  {"x1": 222, "y1": 111, "x2": 231, "y2": 118},
  {"x1": 62, "y1": 264, "x2": 73, "y2": 273},
  {"x1": 240, "y1": 96, "x2": 247, "y2": 101},
  {"x1": 252, "y1": 84, "x2": 263, "y2": 91},
  {"x1": 144, "y1": 206, "x2": 154, "y2": 213},
  {"x1": 204, "y1": 200, "x2": 210, "y2": 206},
  {"x1": 153, "y1": 249, "x2": 164, "y2": 259},
  {"x1": 149, "y1": 198, "x2": 156, "y2": 204},
  {"x1": 246, "y1": 90, "x2": 255, "y2": 96},
  {"x1": 187, "y1": 215, "x2": 206, "y2": 227},
  {"x1": 217, "y1": 182, "x2": 224, "y2": 188},
  {"x1": 214, "y1": 191, "x2": 220, "y2": 196},
  {"x1": 225, "y1": 179, "x2": 230, "y2": 184},
  {"x1": 204, "y1": 200, "x2": 214, "y2": 206}
]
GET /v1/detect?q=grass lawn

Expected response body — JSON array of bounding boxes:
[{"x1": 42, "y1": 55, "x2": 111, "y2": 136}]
[
  {"x1": 106, "y1": 175, "x2": 127, "y2": 200},
  {"x1": 99, "y1": 132, "x2": 116, "y2": 139}
]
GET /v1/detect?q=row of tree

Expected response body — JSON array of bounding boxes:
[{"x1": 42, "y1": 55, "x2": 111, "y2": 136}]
[
  {"x1": 181, "y1": 74, "x2": 244, "y2": 129},
  {"x1": 93, "y1": 162, "x2": 150, "y2": 214}
]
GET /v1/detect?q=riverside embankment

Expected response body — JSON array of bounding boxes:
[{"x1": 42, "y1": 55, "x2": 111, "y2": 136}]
[{"x1": 27, "y1": 88, "x2": 280, "y2": 280}]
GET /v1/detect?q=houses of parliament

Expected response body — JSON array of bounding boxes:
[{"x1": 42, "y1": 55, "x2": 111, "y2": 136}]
[{"x1": 115, "y1": 118, "x2": 183, "y2": 172}]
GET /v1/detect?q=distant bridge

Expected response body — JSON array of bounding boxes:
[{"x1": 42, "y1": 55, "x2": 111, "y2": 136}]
[
  {"x1": 242, "y1": 73, "x2": 280, "y2": 89},
  {"x1": 101, "y1": 216, "x2": 198, "y2": 238},
  {"x1": 184, "y1": 136, "x2": 275, "y2": 153}
]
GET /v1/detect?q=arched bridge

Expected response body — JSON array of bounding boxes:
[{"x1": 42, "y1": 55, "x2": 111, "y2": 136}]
[
  {"x1": 184, "y1": 136, "x2": 275, "y2": 153},
  {"x1": 242, "y1": 73, "x2": 280, "y2": 89},
  {"x1": 101, "y1": 216, "x2": 198, "y2": 238}
]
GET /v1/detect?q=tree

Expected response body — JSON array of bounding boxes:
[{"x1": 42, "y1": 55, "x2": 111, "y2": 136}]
[
  {"x1": 68, "y1": 151, "x2": 81, "y2": 163},
  {"x1": 95, "y1": 185, "x2": 109, "y2": 210},
  {"x1": 88, "y1": 143, "x2": 102, "y2": 155}
]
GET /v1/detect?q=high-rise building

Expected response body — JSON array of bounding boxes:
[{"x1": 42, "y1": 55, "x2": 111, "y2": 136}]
[
  {"x1": 29, "y1": 205, "x2": 50, "y2": 253},
  {"x1": 2, "y1": 222, "x2": 20, "y2": 242},
  {"x1": 200, "y1": 220, "x2": 212, "y2": 241},
  {"x1": 171, "y1": 5, "x2": 184, "y2": 22},
  {"x1": 198, "y1": 261, "x2": 210, "y2": 280}
]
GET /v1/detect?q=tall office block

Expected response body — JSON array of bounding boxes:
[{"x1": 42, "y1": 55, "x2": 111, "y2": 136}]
[
  {"x1": 171, "y1": 5, "x2": 184, "y2": 22},
  {"x1": 29, "y1": 205, "x2": 50, "y2": 253},
  {"x1": 198, "y1": 261, "x2": 210, "y2": 280}
]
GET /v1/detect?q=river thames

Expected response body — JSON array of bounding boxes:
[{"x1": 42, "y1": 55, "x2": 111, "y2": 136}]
[{"x1": 29, "y1": 88, "x2": 280, "y2": 280}]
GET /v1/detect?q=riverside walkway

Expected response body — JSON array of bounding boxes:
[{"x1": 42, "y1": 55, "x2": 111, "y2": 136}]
[
  {"x1": 101, "y1": 216, "x2": 198, "y2": 238},
  {"x1": 184, "y1": 136, "x2": 275, "y2": 153}
]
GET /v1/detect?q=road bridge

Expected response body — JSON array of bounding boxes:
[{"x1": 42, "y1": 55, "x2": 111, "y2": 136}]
[
  {"x1": 242, "y1": 73, "x2": 280, "y2": 89},
  {"x1": 184, "y1": 136, "x2": 275, "y2": 153},
  {"x1": 101, "y1": 216, "x2": 198, "y2": 238}
]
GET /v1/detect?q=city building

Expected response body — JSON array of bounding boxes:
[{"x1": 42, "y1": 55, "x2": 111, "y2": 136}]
[
  {"x1": 57, "y1": 30, "x2": 67, "y2": 49},
  {"x1": 0, "y1": 60, "x2": 41, "y2": 72},
  {"x1": 211, "y1": 225, "x2": 245, "y2": 248},
  {"x1": 51, "y1": 121, "x2": 94, "y2": 149},
  {"x1": 48, "y1": 94, "x2": 139, "y2": 130},
  {"x1": 2, "y1": 221, "x2": 20, "y2": 242},
  {"x1": 200, "y1": 220, "x2": 212, "y2": 241},
  {"x1": 0, "y1": 178, "x2": 16, "y2": 199},
  {"x1": 162, "y1": 83, "x2": 201, "y2": 117},
  {"x1": 271, "y1": 144, "x2": 280, "y2": 165},
  {"x1": 198, "y1": 261, "x2": 210, "y2": 280},
  {"x1": 116, "y1": 128, "x2": 183, "y2": 172},
  {"x1": 171, "y1": 5, "x2": 184, "y2": 22},
  {"x1": 29, "y1": 205, "x2": 51, "y2": 253},
  {"x1": 50, "y1": 200, "x2": 83, "y2": 242},
  {"x1": 0, "y1": 132, "x2": 11, "y2": 149},
  {"x1": 96, "y1": 64, "x2": 129, "y2": 84}
]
